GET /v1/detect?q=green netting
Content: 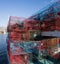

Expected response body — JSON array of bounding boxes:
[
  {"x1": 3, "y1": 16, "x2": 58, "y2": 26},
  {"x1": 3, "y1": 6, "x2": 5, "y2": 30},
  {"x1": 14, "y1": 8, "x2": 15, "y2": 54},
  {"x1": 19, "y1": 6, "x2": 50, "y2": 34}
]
[{"x1": 29, "y1": 0, "x2": 60, "y2": 21}]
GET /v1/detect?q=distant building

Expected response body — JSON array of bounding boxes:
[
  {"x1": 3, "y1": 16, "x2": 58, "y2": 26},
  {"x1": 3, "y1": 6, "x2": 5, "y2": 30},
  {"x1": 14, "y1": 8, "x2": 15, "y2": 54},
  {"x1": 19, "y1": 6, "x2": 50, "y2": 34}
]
[{"x1": 0, "y1": 27, "x2": 7, "y2": 34}]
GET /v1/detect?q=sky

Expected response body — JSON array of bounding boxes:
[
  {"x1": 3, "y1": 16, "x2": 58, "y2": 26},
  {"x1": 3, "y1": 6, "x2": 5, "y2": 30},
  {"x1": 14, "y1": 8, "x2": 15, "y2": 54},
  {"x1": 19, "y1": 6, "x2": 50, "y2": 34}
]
[{"x1": 0, "y1": 0, "x2": 56, "y2": 27}]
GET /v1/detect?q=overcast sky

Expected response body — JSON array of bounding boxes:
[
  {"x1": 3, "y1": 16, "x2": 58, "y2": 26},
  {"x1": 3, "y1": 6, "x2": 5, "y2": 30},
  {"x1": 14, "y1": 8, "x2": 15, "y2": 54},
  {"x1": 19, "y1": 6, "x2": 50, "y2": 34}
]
[{"x1": 0, "y1": 0, "x2": 56, "y2": 27}]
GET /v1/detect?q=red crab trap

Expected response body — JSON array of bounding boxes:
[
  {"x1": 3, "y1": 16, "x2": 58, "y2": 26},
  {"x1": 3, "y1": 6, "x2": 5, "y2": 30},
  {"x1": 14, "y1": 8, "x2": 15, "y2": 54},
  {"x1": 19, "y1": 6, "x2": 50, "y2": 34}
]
[{"x1": 8, "y1": 41, "x2": 29, "y2": 64}]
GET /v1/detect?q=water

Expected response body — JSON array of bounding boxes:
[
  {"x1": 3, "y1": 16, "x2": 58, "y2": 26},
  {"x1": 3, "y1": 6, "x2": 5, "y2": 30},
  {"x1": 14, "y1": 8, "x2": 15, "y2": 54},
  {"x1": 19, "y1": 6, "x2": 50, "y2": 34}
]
[{"x1": 0, "y1": 34, "x2": 9, "y2": 64}]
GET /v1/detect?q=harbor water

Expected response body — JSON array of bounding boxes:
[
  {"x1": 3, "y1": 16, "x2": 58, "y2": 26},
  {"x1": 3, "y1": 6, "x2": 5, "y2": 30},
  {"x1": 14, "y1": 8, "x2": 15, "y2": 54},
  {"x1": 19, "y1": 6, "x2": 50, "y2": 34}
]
[{"x1": 0, "y1": 34, "x2": 9, "y2": 64}]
